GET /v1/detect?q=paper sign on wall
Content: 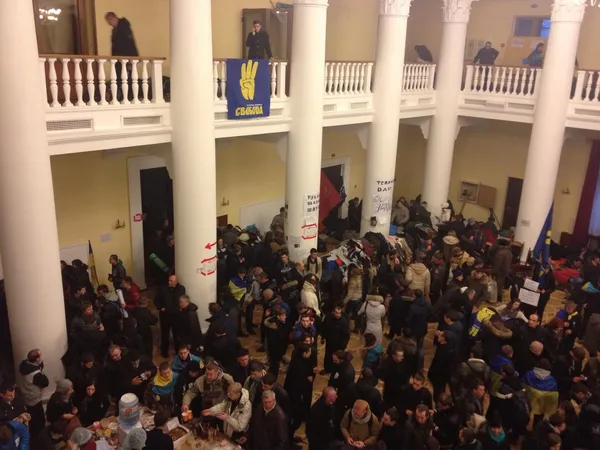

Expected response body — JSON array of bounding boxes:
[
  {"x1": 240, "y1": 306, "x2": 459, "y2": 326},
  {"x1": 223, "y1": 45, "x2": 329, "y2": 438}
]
[
  {"x1": 372, "y1": 179, "x2": 394, "y2": 216},
  {"x1": 301, "y1": 223, "x2": 318, "y2": 240},
  {"x1": 303, "y1": 193, "x2": 320, "y2": 216}
]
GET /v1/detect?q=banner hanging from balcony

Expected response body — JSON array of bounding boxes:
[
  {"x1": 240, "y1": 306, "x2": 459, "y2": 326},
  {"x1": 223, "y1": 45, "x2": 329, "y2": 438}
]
[{"x1": 226, "y1": 59, "x2": 271, "y2": 120}]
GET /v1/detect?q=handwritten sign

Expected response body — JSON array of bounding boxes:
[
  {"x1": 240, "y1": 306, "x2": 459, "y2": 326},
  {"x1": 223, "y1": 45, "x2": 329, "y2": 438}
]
[
  {"x1": 198, "y1": 255, "x2": 217, "y2": 276},
  {"x1": 301, "y1": 223, "x2": 318, "y2": 240},
  {"x1": 523, "y1": 278, "x2": 539, "y2": 292},
  {"x1": 518, "y1": 288, "x2": 540, "y2": 307},
  {"x1": 372, "y1": 194, "x2": 393, "y2": 216},
  {"x1": 303, "y1": 193, "x2": 320, "y2": 216},
  {"x1": 376, "y1": 179, "x2": 394, "y2": 193}
]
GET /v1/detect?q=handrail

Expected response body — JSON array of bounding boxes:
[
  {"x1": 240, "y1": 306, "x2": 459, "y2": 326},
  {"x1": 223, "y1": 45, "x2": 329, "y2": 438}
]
[
  {"x1": 40, "y1": 54, "x2": 166, "y2": 61},
  {"x1": 213, "y1": 57, "x2": 287, "y2": 62}
]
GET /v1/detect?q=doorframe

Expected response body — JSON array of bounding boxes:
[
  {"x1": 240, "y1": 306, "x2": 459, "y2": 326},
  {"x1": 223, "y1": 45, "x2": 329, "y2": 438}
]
[
  {"x1": 127, "y1": 155, "x2": 168, "y2": 289},
  {"x1": 321, "y1": 157, "x2": 351, "y2": 218}
]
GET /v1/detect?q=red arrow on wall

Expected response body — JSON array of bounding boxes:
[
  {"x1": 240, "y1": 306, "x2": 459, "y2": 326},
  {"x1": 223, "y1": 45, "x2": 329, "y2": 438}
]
[{"x1": 205, "y1": 241, "x2": 217, "y2": 250}]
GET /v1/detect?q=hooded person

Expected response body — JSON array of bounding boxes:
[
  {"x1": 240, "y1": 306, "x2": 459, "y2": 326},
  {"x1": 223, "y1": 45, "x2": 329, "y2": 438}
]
[
  {"x1": 123, "y1": 428, "x2": 146, "y2": 450},
  {"x1": 339, "y1": 400, "x2": 381, "y2": 449},
  {"x1": 70, "y1": 428, "x2": 95, "y2": 450}
]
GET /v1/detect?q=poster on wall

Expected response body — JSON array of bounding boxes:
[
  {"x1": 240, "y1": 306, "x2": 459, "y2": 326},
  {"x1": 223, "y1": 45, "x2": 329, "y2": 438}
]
[
  {"x1": 372, "y1": 179, "x2": 394, "y2": 215},
  {"x1": 226, "y1": 59, "x2": 271, "y2": 120},
  {"x1": 303, "y1": 193, "x2": 320, "y2": 216}
]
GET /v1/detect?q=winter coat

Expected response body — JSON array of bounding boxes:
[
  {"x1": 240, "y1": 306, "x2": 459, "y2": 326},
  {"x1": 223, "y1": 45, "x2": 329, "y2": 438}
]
[
  {"x1": 466, "y1": 273, "x2": 491, "y2": 303},
  {"x1": 340, "y1": 406, "x2": 381, "y2": 446},
  {"x1": 406, "y1": 295, "x2": 431, "y2": 338},
  {"x1": 249, "y1": 404, "x2": 289, "y2": 450},
  {"x1": 306, "y1": 256, "x2": 323, "y2": 279},
  {"x1": 18, "y1": 360, "x2": 49, "y2": 406},
  {"x1": 322, "y1": 312, "x2": 350, "y2": 350},
  {"x1": 154, "y1": 283, "x2": 186, "y2": 314},
  {"x1": 208, "y1": 388, "x2": 252, "y2": 437},
  {"x1": 379, "y1": 358, "x2": 411, "y2": 406},
  {"x1": 183, "y1": 371, "x2": 234, "y2": 411},
  {"x1": 353, "y1": 379, "x2": 384, "y2": 417},
  {"x1": 264, "y1": 316, "x2": 289, "y2": 361},
  {"x1": 405, "y1": 263, "x2": 431, "y2": 298},
  {"x1": 329, "y1": 360, "x2": 356, "y2": 410},
  {"x1": 301, "y1": 282, "x2": 321, "y2": 316},
  {"x1": 0, "y1": 421, "x2": 29, "y2": 450},
  {"x1": 306, "y1": 397, "x2": 340, "y2": 449},
  {"x1": 358, "y1": 295, "x2": 386, "y2": 345},
  {"x1": 492, "y1": 247, "x2": 513, "y2": 280},
  {"x1": 111, "y1": 18, "x2": 139, "y2": 57},
  {"x1": 110, "y1": 260, "x2": 127, "y2": 287},
  {"x1": 176, "y1": 303, "x2": 203, "y2": 349},
  {"x1": 454, "y1": 359, "x2": 491, "y2": 393}
]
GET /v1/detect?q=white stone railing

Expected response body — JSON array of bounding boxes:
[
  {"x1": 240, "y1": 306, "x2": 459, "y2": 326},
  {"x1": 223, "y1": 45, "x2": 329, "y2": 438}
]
[
  {"x1": 39, "y1": 55, "x2": 166, "y2": 107},
  {"x1": 324, "y1": 61, "x2": 374, "y2": 96},
  {"x1": 212, "y1": 59, "x2": 288, "y2": 101},
  {"x1": 403, "y1": 63, "x2": 436, "y2": 92},
  {"x1": 463, "y1": 65, "x2": 542, "y2": 98},
  {"x1": 572, "y1": 70, "x2": 600, "y2": 102}
]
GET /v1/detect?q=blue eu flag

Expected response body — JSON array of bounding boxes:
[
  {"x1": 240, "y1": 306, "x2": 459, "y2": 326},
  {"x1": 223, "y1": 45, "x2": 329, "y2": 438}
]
[{"x1": 532, "y1": 204, "x2": 553, "y2": 283}]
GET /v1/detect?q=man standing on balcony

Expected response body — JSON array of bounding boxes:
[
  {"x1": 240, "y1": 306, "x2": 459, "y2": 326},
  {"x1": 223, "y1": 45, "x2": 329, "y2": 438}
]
[
  {"x1": 474, "y1": 42, "x2": 499, "y2": 65},
  {"x1": 105, "y1": 12, "x2": 139, "y2": 57},
  {"x1": 246, "y1": 20, "x2": 273, "y2": 60}
]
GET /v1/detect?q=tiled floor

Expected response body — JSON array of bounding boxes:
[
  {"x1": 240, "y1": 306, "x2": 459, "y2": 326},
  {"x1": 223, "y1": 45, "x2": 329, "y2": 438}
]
[{"x1": 148, "y1": 288, "x2": 569, "y2": 449}]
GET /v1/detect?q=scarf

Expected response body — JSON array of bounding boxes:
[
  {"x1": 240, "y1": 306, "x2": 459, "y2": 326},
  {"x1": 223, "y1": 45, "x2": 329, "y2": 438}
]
[
  {"x1": 488, "y1": 427, "x2": 506, "y2": 444},
  {"x1": 352, "y1": 400, "x2": 372, "y2": 425},
  {"x1": 152, "y1": 371, "x2": 177, "y2": 396}
]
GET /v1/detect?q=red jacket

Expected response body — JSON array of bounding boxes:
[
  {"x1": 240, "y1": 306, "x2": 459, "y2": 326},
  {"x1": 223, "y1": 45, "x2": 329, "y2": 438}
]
[{"x1": 125, "y1": 283, "x2": 141, "y2": 311}]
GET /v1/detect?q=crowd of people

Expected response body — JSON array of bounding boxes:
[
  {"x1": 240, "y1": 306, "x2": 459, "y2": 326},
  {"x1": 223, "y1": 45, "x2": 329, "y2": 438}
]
[{"x1": 2, "y1": 197, "x2": 600, "y2": 450}]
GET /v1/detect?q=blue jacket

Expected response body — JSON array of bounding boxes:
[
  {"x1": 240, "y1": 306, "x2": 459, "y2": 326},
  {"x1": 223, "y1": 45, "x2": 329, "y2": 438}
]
[
  {"x1": 489, "y1": 354, "x2": 513, "y2": 375},
  {"x1": 0, "y1": 421, "x2": 29, "y2": 450}
]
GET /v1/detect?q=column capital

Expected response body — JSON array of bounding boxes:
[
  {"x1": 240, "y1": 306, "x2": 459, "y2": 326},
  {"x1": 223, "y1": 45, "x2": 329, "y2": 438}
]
[
  {"x1": 293, "y1": 0, "x2": 328, "y2": 7},
  {"x1": 380, "y1": 0, "x2": 412, "y2": 17},
  {"x1": 441, "y1": 0, "x2": 478, "y2": 23},
  {"x1": 551, "y1": 0, "x2": 586, "y2": 23}
]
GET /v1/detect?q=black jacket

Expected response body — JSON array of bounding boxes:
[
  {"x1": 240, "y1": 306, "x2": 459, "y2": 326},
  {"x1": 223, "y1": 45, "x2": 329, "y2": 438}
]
[
  {"x1": 0, "y1": 397, "x2": 27, "y2": 423},
  {"x1": 246, "y1": 30, "x2": 273, "y2": 59},
  {"x1": 474, "y1": 47, "x2": 499, "y2": 65},
  {"x1": 145, "y1": 428, "x2": 174, "y2": 450},
  {"x1": 264, "y1": 316, "x2": 289, "y2": 361},
  {"x1": 205, "y1": 334, "x2": 241, "y2": 373},
  {"x1": 306, "y1": 397, "x2": 340, "y2": 449},
  {"x1": 230, "y1": 362, "x2": 251, "y2": 385},
  {"x1": 154, "y1": 283, "x2": 186, "y2": 314},
  {"x1": 249, "y1": 404, "x2": 289, "y2": 450},
  {"x1": 284, "y1": 352, "x2": 314, "y2": 394},
  {"x1": 329, "y1": 361, "x2": 356, "y2": 403},
  {"x1": 428, "y1": 340, "x2": 457, "y2": 385},
  {"x1": 176, "y1": 303, "x2": 203, "y2": 349},
  {"x1": 378, "y1": 422, "x2": 405, "y2": 450},
  {"x1": 433, "y1": 406, "x2": 461, "y2": 447},
  {"x1": 353, "y1": 378, "x2": 384, "y2": 418},
  {"x1": 397, "y1": 385, "x2": 432, "y2": 420},
  {"x1": 406, "y1": 296, "x2": 430, "y2": 338},
  {"x1": 46, "y1": 393, "x2": 75, "y2": 423},
  {"x1": 76, "y1": 390, "x2": 110, "y2": 427},
  {"x1": 111, "y1": 18, "x2": 139, "y2": 57},
  {"x1": 379, "y1": 358, "x2": 410, "y2": 406},
  {"x1": 322, "y1": 313, "x2": 350, "y2": 350}
]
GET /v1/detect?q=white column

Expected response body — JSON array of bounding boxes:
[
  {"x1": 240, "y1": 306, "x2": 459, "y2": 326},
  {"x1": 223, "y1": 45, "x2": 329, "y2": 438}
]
[
  {"x1": 515, "y1": 0, "x2": 586, "y2": 258},
  {"x1": 422, "y1": 0, "x2": 477, "y2": 221},
  {"x1": 285, "y1": 0, "x2": 329, "y2": 262},
  {"x1": 170, "y1": 0, "x2": 216, "y2": 324},
  {"x1": 0, "y1": 1, "x2": 67, "y2": 385},
  {"x1": 361, "y1": 0, "x2": 412, "y2": 234}
]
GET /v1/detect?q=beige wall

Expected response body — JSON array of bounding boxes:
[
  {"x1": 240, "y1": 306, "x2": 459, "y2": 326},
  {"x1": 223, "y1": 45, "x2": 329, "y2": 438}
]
[
  {"x1": 406, "y1": 0, "x2": 600, "y2": 68},
  {"x1": 94, "y1": 0, "x2": 380, "y2": 73},
  {"x1": 50, "y1": 129, "x2": 365, "y2": 283},
  {"x1": 394, "y1": 122, "x2": 590, "y2": 240}
]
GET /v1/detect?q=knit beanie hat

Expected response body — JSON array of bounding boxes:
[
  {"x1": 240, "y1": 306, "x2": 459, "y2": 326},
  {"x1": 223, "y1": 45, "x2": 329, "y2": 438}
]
[{"x1": 55, "y1": 379, "x2": 73, "y2": 394}]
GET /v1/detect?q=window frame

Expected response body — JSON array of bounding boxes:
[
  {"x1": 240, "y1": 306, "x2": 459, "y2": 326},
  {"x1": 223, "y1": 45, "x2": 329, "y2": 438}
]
[{"x1": 512, "y1": 16, "x2": 551, "y2": 38}]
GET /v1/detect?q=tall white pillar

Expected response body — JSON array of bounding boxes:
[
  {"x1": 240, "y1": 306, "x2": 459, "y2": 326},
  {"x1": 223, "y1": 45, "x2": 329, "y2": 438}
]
[
  {"x1": 422, "y1": 0, "x2": 477, "y2": 220},
  {"x1": 361, "y1": 0, "x2": 412, "y2": 234},
  {"x1": 285, "y1": 0, "x2": 329, "y2": 262},
  {"x1": 515, "y1": 0, "x2": 586, "y2": 258},
  {"x1": 0, "y1": 1, "x2": 67, "y2": 385},
  {"x1": 170, "y1": 0, "x2": 217, "y2": 324}
]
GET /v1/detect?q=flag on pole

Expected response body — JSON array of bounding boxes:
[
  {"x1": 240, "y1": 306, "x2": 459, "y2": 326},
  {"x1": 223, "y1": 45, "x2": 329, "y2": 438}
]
[
  {"x1": 88, "y1": 240, "x2": 99, "y2": 288},
  {"x1": 532, "y1": 204, "x2": 553, "y2": 282}
]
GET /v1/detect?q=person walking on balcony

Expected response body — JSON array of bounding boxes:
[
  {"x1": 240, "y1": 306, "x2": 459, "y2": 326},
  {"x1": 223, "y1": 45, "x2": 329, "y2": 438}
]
[
  {"x1": 105, "y1": 12, "x2": 139, "y2": 103},
  {"x1": 524, "y1": 43, "x2": 545, "y2": 68},
  {"x1": 414, "y1": 45, "x2": 433, "y2": 63},
  {"x1": 474, "y1": 42, "x2": 499, "y2": 65},
  {"x1": 246, "y1": 20, "x2": 273, "y2": 60}
]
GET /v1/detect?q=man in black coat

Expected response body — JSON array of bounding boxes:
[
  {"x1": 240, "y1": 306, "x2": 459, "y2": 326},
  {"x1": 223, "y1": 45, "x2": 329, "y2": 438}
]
[
  {"x1": 118, "y1": 350, "x2": 156, "y2": 402},
  {"x1": 429, "y1": 331, "x2": 457, "y2": 401},
  {"x1": 379, "y1": 345, "x2": 410, "y2": 408},
  {"x1": 377, "y1": 407, "x2": 405, "y2": 449},
  {"x1": 246, "y1": 20, "x2": 273, "y2": 60},
  {"x1": 433, "y1": 393, "x2": 461, "y2": 448},
  {"x1": 320, "y1": 305, "x2": 350, "y2": 375},
  {"x1": 131, "y1": 297, "x2": 158, "y2": 357},
  {"x1": 154, "y1": 275, "x2": 186, "y2": 357},
  {"x1": 263, "y1": 307, "x2": 289, "y2": 376},
  {"x1": 306, "y1": 387, "x2": 340, "y2": 450},
  {"x1": 175, "y1": 295, "x2": 203, "y2": 352},
  {"x1": 396, "y1": 374, "x2": 433, "y2": 422},
  {"x1": 249, "y1": 390, "x2": 289, "y2": 450},
  {"x1": 105, "y1": 12, "x2": 138, "y2": 57},
  {"x1": 230, "y1": 348, "x2": 252, "y2": 384},
  {"x1": 406, "y1": 291, "x2": 430, "y2": 371},
  {"x1": 353, "y1": 369, "x2": 384, "y2": 418},
  {"x1": 66, "y1": 353, "x2": 104, "y2": 399}
]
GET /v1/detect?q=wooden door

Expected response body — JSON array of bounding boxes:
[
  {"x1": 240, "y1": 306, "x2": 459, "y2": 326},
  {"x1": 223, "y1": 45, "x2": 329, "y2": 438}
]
[{"x1": 502, "y1": 177, "x2": 523, "y2": 229}]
